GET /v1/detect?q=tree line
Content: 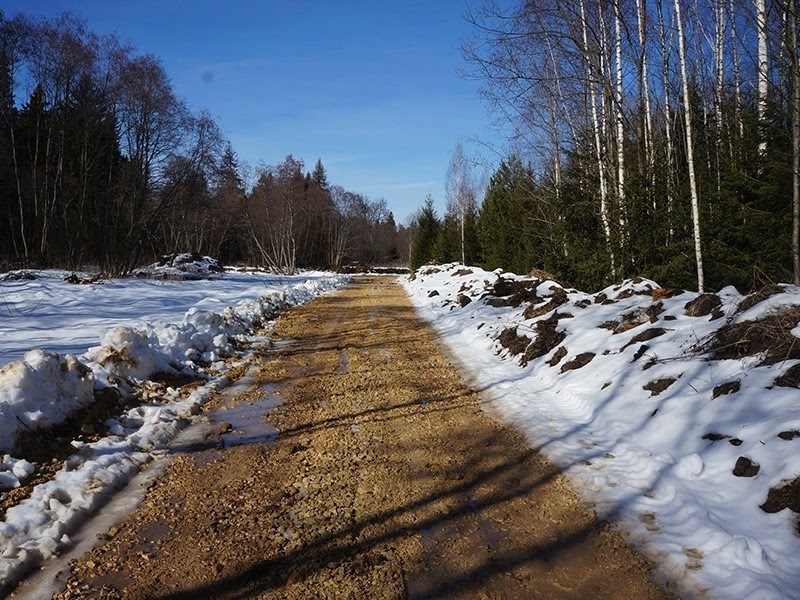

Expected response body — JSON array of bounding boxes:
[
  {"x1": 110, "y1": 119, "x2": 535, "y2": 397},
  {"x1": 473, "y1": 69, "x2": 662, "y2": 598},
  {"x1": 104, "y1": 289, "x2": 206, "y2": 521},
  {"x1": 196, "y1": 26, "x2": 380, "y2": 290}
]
[
  {"x1": 413, "y1": 0, "x2": 800, "y2": 293},
  {"x1": 0, "y1": 11, "x2": 409, "y2": 275}
]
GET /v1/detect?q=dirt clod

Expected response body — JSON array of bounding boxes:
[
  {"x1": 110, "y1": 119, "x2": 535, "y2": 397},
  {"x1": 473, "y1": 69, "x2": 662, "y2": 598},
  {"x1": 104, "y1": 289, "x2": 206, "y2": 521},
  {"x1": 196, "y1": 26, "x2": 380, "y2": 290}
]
[
  {"x1": 523, "y1": 287, "x2": 567, "y2": 320},
  {"x1": 560, "y1": 352, "x2": 595, "y2": 373},
  {"x1": 522, "y1": 313, "x2": 567, "y2": 366},
  {"x1": 712, "y1": 380, "x2": 741, "y2": 399},
  {"x1": 776, "y1": 364, "x2": 800, "y2": 388},
  {"x1": 733, "y1": 457, "x2": 760, "y2": 477},
  {"x1": 736, "y1": 284, "x2": 784, "y2": 315},
  {"x1": 760, "y1": 477, "x2": 800, "y2": 515},
  {"x1": 643, "y1": 377, "x2": 678, "y2": 397},
  {"x1": 547, "y1": 346, "x2": 568, "y2": 367},
  {"x1": 498, "y1": 327, "x2": 531, "y2": 357},
  {"x1": 684, "y1": 294, "x2": 722, "y2": 318},
  {"x1": 713, "y1": 307, "x2": 800, "y2": 365},
  {"x1": 702, "y1": 433, "x2": 729, "y2": 442}
]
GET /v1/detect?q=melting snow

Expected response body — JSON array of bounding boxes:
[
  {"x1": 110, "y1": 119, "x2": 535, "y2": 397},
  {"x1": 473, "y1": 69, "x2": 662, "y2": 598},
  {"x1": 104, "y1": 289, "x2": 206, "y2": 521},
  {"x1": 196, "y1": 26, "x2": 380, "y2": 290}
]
[{"x1": 405, "y1": 263, "x2": 800, "y2": 600}]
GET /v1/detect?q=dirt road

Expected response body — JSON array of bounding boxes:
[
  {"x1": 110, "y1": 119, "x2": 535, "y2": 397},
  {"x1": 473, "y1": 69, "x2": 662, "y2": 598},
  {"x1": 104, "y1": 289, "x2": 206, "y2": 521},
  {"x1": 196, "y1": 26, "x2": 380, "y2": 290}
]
[{"x1": 48, "y1": 276, "x2": 669, "y2": 599}]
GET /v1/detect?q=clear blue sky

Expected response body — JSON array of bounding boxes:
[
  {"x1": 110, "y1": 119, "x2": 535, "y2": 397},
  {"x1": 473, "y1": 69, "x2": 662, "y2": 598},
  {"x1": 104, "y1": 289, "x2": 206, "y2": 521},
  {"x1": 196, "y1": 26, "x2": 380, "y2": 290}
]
[{"x1": 4, "y1": 0, "x2": 507, "y2": 224}]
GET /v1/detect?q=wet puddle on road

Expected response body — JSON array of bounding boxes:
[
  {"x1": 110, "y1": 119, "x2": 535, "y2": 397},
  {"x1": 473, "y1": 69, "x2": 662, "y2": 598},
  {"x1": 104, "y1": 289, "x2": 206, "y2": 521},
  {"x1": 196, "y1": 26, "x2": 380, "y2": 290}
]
[{"x1": 210, "y1": 385, "x2": 281, "y2": 449}]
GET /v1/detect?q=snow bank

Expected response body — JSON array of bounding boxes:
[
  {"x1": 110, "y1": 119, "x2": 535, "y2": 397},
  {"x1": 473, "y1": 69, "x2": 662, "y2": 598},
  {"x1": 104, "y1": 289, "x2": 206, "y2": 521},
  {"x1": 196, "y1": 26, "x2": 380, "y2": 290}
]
[
  {"x1": 0, "y1": 351, "x2": 94, "y2": 451},
  {"x1": 0, "y1": 270, "x2": 347, "y2": 587},
  {"x1": 405, "y1": 263, "x2": 800, "y2": 600},
  {"x1": 0, "y1": 273, "x2": 347, "y2": 454}
]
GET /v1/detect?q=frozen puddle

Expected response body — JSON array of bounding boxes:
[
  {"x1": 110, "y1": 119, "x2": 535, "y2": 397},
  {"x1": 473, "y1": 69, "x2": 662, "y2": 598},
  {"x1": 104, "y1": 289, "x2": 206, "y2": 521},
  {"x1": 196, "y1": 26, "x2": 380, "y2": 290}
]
[{"x1": 11, "y1": 363, "x2": 282, "y2": 599}]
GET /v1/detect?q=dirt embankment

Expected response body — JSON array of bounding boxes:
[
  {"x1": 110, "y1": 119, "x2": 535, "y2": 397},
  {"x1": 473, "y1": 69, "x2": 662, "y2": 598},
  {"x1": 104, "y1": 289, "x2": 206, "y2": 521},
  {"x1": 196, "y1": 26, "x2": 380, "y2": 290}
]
[{"x1": 45, "y1": 277, "x2": 669, "y2": 599}]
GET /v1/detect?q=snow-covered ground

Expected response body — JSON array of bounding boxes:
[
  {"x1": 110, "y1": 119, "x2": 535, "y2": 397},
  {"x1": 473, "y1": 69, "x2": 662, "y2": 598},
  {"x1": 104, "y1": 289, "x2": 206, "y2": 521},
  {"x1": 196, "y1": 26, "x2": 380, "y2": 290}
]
[
  {"x1": 0, "y1": 261, "x2": 348, "y2": 589},
  {"x1": 405, "y1": 263, "x2": 800, "y2": 600}
]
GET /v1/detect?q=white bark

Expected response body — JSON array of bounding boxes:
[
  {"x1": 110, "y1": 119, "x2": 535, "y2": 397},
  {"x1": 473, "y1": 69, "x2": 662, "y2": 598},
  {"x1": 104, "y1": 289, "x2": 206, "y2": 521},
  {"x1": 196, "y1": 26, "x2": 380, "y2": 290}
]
[
  {"x1": 445, "y1": 142, "x2": 475, "y2": 265},
  {"x1": 674, "y1": 0, "x2": 706, "y2": 292},
  {"x1": 614, "y1": 1, "x2": 628, "y2": 237},
  {"x1": 657, "y1": 0, "x2": 676, "y2": 241},
  {"x1": 636, "y1": 0, "x2": 655, "y2": 210},
  {"x1": 715, "y1": 0, "x2": 725, "y2": 191},
  {"x1": 757, "y1": 0, "x2": 769, "y2": 159}
]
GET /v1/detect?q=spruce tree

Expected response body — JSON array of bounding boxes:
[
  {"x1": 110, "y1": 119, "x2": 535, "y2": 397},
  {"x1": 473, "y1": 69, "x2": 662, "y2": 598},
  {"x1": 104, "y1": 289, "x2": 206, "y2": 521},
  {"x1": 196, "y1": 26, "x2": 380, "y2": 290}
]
[
  {"x1": 409, "y1": 195, "x2": 440, "y2": 271},
  {"x1": 312, "y1": 158, "x2": 329, "y2": 189}
]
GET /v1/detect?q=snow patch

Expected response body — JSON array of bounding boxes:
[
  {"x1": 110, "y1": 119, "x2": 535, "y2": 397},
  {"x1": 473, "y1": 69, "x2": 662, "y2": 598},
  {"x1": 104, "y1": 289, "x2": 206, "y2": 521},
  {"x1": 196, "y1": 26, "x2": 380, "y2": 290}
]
[{"x1": 406, "y1": 263, "x2": 800, "y2": 600}]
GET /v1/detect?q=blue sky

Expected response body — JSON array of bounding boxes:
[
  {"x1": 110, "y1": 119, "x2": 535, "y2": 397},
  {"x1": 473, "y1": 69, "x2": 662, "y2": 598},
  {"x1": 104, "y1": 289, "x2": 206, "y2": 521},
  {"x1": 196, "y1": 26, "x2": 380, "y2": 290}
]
[{"x1": 4, "y1": 0, "x2": 507, "y2": 223}]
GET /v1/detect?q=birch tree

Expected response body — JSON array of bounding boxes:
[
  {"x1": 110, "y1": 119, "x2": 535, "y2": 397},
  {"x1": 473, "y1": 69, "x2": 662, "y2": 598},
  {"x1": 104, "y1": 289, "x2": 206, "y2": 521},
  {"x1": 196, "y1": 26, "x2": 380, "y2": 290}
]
[
  {"x1": 445, "y1": 142, "x2": 478, "y2": 265},
  {"x1": 674, "y1": 0, "x2": 706, "y2": 291},
  {"x1": 757, "y1": 0, "x2": 769, "y2": 160}
]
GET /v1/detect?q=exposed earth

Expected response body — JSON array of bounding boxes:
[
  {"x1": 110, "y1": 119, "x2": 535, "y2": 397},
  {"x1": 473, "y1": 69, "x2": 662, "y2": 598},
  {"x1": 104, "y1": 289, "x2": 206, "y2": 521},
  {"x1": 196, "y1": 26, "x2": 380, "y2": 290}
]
[{"x1": 19, "y1": 277, "x2": 670, "y2": 599}]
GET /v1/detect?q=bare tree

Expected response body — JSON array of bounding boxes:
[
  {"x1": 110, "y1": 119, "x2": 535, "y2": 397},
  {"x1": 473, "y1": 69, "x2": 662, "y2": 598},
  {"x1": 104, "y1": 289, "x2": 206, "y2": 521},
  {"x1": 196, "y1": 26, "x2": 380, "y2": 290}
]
[
  {"x1": 247, "y1": 156, "x2": 305, "y2": 274},
  {"x1": 445, "y1": 141, "x2": 477, "y2": 265}
]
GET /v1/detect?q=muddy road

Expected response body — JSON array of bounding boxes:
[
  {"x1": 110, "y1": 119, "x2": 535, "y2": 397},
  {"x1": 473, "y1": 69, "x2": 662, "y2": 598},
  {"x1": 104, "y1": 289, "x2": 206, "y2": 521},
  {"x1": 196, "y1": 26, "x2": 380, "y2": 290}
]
[{"x1": 39, "y1": 277, "x2": 668, "y2": 599}]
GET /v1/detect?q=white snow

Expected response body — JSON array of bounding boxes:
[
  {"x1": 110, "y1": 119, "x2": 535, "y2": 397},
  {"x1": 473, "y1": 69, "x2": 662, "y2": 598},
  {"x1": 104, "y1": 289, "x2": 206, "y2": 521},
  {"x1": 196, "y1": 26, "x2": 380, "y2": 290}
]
[
  {"x1": 0, "y1": 265, "x2": 348, "y2": 588},
  {"x1": 405, "y1": 263, "x2": 800, "y2": 600}
]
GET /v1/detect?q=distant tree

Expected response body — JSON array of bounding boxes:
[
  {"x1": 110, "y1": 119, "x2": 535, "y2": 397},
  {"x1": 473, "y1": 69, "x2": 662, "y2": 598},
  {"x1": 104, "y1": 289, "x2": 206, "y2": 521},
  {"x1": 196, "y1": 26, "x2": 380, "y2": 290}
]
[
  {"x1": 409, "y1": 195, "x2": 440, "y2": 271},
  {"x1": 382, "y1": 211, "x2": 401, "y2": 263},
  {"x1": 445, "y1": 142, "x2": 480, "y2": 265},
  {"x1": 209, "y1": 142, "x2": 246, "y2": 262},
  {"x1": 247, "y1": 155, "x2": 306, "y2": 274},
  {"x1": 311, "y1": 158, "x2": 329, "y2": 189}
]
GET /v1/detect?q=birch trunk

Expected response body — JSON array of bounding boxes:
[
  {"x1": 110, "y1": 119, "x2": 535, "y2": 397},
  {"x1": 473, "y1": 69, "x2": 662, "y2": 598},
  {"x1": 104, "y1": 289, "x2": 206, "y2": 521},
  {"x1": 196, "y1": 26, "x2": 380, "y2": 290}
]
[
  {"x1": 614, "y1": 1, "x2": 628, "y2": 242},
  {"x1": 757, "y1": 0, "x2": 769, "y2": 160},
  {"x1": 729, "y1": 0, "x2": 744, "y2": 142},
  {"x1": 636, "y1": 0, "x2": 656, "y2": 210},
  {"x1": 674, "y1": 0, "x2": 706, "y2": 292},
  {"x1": 657, "y1": 0, "x2": 676, "y2": 242},
  {"x1": 715, "y1": 0, "x2": 725, "y2": 193}
]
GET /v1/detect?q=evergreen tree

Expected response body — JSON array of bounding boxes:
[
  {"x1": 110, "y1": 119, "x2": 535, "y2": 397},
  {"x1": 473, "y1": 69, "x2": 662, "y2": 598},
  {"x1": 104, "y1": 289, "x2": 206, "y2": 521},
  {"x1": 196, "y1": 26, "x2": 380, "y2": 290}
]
[
  {"x1": 409, "y1": 195, "x2": 440, "y2": 271},
  {"x1": 433, "y1": 212, "x2": 459, "y2": 263},
  {"x1": 477, "y1": 157, "x2": 535, "y2": 274},
  {"x1": 311, "y1": 158, "x2": 329, "y2": 189}
]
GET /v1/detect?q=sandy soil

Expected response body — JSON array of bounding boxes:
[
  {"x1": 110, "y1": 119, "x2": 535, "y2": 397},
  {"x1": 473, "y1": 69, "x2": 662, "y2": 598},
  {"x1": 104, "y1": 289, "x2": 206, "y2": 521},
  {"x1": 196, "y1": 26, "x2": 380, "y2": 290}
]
[{"x1": 45, "y1": 276, "x2": 671, "y2": 599}]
